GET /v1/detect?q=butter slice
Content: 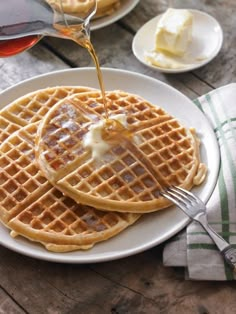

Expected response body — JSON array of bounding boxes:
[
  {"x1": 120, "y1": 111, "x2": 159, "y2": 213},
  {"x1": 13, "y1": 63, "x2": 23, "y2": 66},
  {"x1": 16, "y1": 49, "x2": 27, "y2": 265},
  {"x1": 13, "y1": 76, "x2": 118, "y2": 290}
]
[
  {"x1": 145, "y1": 51, "x2": 188, "y2": 69},
  {"x1": 83, "y1": 114, "x2": 127, "y2": 160},
  {"x1": 83, "y1": 119, "x2": 110, "y2": 160},
  {"x1": 155, "y1": 8, "x2": 193, "y2": 56}
]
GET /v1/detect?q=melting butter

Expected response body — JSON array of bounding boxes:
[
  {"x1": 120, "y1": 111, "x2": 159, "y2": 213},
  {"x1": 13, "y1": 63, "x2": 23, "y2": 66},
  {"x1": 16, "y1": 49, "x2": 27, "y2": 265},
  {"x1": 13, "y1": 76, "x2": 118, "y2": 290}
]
[
  {"x1": 155, "y1": 8, "x2": 193, "y2": 57},
  {"x1": 83, "y1": 114, "x2": 127, "y2": 160},
  {"x1": 146, "y1": 8, "x2": 195, "y2": 70},
  {"x1": 145, "y1": 51, "x2": 194, "y2": 69}
]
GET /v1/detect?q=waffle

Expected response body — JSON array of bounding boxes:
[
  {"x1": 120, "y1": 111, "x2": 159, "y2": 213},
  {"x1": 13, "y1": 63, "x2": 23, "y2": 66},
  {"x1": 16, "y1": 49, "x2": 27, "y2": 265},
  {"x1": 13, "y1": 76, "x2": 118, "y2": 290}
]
[
  {"x1": 36, "y1": 90, "x2": 207, "y2": 213},
  {"x1": 95, "y1": 0, "x2": 120, "y2": 19},
  {"x1": 0, "y1": 85, "x2": 139, "y2": 251},
  {"x1": 47, "y1": 0, "x2": 120, "y2": 19},
  {"x1": 0, "y1": 86, "x2": 93, "y2": 146},
  {"x1": 0, "y1": 122, "x2": 140, "y2": 252}
]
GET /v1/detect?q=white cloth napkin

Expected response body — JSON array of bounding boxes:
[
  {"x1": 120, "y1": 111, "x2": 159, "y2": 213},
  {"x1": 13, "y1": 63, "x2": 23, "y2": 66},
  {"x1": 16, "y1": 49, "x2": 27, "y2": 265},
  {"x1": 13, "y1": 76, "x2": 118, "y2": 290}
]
[{"x1": 163, "y1": 83, "x2": 236, "y2": 280}]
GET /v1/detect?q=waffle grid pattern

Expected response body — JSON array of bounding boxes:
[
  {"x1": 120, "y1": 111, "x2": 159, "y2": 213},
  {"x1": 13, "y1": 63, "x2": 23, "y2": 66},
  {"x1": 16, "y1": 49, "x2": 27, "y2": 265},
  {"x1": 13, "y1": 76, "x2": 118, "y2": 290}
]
[
  {"x1": 0, "y1": 86, "x2": 92, "y2": 145},
  {"x1": 63, "y1": 124, "x2": 195, "y2": 200},
  {"x1": 40, "y1": 91, "x2": 169, "y2": 171},
  {"x1": 37, "y1": 90, "x2": 200, "y2": 213},
  {"x1": 0, "y1": 123, "x2": 139, "y2": 250},
  {"x1": 47, "y1": 0, "x2": 121, "y2": 18},
  {"x1": 0, "y1": 124, "x2": 49, "y2": 223},
  {"x1": 0, "y1": 115, "x2": 21, "y2": 145}
]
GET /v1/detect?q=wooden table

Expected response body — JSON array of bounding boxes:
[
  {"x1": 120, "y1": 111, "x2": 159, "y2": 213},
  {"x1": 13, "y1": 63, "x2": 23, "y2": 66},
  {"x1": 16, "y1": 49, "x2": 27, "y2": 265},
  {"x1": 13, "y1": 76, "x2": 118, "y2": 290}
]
[{"x1": 1, "y1": 0, "x2": 236, "y2": 313}]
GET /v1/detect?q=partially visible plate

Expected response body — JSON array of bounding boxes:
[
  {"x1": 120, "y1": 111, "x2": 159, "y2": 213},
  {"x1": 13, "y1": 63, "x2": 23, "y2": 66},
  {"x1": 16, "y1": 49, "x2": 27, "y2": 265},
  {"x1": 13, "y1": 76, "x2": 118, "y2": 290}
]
[
  {"x1": 132, "y1": 9, "x2": 223, "y2": 73},
  {"x1": 91, "y1": 0, "x2": 140, "y2": 31},
  {"x1": 0, "y1": 68, "x2": 220, "y2": 263}
]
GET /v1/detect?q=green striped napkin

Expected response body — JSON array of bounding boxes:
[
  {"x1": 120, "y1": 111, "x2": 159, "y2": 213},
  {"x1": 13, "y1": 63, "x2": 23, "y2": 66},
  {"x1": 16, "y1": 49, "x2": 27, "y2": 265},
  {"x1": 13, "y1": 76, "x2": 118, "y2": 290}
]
[{"x1": 163, "y1": 83, "x2": 236, "y2": 281}]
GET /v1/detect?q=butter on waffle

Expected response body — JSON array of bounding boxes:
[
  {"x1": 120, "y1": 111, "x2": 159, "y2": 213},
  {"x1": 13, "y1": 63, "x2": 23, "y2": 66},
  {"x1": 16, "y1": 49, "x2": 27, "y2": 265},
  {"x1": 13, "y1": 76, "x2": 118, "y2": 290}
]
[
  {"x1": 0, "y1": 86, "x2": 93, "y2": 146},
  {"x1": 47, "y1": 0, "x2": 120, "y2": 19},
  {"x1": 36, "y1": 90, "x2": 207, "y2": 213},
  {"x1": 0, "y1": 122, "x2": 140, "y2": 252}
]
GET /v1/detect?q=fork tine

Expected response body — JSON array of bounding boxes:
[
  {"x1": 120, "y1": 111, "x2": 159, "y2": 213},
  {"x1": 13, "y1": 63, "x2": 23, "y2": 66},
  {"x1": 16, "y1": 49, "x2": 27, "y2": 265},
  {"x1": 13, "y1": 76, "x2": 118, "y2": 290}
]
[
  {"x1": 168, "y1": 186, "x2": 196, "y2": 203},
  {"x1": 160, "y1": 189, "x2": 189, "y2": 209},
  {"x1": 169, "y1": 186, "x2": 204, "y2": 206},
  {"x1": 171, "y1": 186, "x2": 197, "y2": 199}
]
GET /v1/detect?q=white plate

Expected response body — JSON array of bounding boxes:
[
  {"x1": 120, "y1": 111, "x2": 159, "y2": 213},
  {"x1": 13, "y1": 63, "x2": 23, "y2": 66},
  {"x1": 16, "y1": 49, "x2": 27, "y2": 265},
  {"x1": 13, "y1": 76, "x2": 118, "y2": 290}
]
[
  {"x1": 91, "y1": 0, "x2": 139, "y2": 31},
  {"x1": 0, "y1": 68, "x2": 219, "y2": 263},
  {"x1": 132, "y1": 9, "x2": 223, "y2": 73}
]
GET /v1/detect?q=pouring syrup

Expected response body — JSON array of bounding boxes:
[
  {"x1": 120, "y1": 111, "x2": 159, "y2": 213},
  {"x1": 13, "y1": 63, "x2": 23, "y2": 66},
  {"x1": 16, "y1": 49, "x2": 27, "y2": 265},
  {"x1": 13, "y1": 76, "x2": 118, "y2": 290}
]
[{"x1": 0, "y1": 0, "x2": 113, "y2": 124}]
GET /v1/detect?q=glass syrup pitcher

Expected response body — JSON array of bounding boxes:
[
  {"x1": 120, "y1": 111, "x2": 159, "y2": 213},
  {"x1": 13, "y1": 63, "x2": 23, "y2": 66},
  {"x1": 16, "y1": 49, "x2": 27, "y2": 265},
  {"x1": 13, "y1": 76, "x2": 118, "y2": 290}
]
[{"x1": 0, "y1": 0, "x2": 97, "y2": 57}]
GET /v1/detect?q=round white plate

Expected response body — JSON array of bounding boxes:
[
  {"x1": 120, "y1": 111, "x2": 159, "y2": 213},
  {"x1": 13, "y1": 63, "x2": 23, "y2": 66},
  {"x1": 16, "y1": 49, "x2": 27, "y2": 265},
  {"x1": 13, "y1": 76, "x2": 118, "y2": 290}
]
[
  {"x1": 0, "y1": 68, "x2": 219, "y2": 263},
  {"x1": 91, "y1": 0, "x2": 139, "y2": 31},
  {"x1": 132, "y1": 9, "x2": 223, "y2": 73}
]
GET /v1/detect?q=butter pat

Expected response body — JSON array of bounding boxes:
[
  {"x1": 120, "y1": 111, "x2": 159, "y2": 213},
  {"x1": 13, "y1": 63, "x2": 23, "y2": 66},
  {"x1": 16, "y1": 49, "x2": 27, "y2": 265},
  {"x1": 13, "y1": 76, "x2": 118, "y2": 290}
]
[
  {"x1": 83, "y1": 114, "x2": 127, "y2": 160},
  {"x1": 155, "y1": 8, "x2": 193, "y2": 56},
  {"x1": 145, "y1": 51, "x2": 188, "y2": 69},
  {"x1": 83, "y1": 119, "x2": 110, "y2": 160}
]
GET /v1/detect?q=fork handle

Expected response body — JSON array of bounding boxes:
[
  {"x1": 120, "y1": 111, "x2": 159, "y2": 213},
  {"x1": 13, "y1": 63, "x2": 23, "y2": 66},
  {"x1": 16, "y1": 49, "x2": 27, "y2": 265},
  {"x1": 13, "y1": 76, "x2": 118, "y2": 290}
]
[
  {"x1": 197, "y1": 213, "x2": 236, "y2": 271},
  {"x1": 221, "y1": 246, "x2": 236, "y2": 271}
]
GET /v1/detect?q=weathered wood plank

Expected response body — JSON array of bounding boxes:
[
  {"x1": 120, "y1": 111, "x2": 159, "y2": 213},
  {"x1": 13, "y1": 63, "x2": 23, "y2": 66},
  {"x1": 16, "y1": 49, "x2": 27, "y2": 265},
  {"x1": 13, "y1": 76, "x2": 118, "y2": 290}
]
[
  {"x1": 122, "y1": 0, "x2": 236, "y2": 88},
  {"x1": 0, "y1": 246, "x2": 164, "y2": 313},
  {"x1": 1, "y1": 243, "x2": 235, "y2": 314},
  {"x1": 0, "y1": 287, "x2": 25, "y2": 314},
  {"x1": 42, "y1": 0, "x2": 235, "y2": 98},
  {"x1": 43, "y1": 25, "x2": 207, "y2": 99},
  {"x1": 0, "y1": 44, "x2": 70, "y2": 92},
  {"x1": 0, "y1": 1, "x2": 235, "y2": 313},
  {"x1": 92, "y1": 246, "x2": 236, "y2": 314}
]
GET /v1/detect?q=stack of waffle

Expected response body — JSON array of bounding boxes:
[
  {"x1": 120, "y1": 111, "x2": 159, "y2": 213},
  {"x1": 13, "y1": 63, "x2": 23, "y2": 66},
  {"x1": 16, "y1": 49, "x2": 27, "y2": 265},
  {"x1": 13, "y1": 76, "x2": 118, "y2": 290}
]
[
  {"x1": 47, "y1": 0, "x2": 121, "y2": 20},
  {"x1": 0, "y1": 87, "x2": 206, "y2": 252}
]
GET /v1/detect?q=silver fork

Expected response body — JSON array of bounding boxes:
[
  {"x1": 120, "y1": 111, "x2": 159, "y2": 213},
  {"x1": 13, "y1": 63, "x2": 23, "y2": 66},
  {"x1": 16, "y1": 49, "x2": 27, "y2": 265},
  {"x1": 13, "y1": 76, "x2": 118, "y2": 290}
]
[{"x1": 160, "y1": 186, "x2": 236, "y2": 271}]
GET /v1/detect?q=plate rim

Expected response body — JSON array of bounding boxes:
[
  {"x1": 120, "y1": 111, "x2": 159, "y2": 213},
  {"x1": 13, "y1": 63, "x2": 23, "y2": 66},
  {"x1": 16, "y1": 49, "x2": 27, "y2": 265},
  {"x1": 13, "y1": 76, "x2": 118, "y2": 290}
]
[
  {"x1": 0, "y1": 67, "x2": 220, "y2": 263},
  {"x1": 91, "y1": 0, "x2": 140, "y2": 31},
  {"x1": 132, "y1": 9, "x2": 224, "y2": 73}
]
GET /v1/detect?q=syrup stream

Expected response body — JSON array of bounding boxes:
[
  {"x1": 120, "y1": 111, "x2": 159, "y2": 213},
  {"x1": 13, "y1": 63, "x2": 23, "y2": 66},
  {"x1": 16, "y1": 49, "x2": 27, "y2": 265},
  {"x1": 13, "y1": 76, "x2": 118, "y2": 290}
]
[
  {"x1": 54, "y1": 22, "x2": 109, "y2": 120},
  {"x1": 82, "y1": 39, "x2": 109, "y2": 120}
]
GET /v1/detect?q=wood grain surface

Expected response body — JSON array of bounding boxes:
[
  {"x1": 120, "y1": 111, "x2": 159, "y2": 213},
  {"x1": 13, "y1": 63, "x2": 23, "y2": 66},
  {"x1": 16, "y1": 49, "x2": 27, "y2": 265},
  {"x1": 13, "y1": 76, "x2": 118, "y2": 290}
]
[{"x1": 0, "y1": 1, "x2": 236, "y2": 313}]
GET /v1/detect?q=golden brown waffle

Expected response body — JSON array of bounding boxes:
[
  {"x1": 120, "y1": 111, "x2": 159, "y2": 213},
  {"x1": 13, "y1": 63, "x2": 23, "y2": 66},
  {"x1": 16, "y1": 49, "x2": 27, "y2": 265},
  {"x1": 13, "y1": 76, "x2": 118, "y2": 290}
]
[
  {"x1": 0, "y1": 85, "x2": 139, "y2": 251},
  {"x1": 36, "y1": 90, "x2": 207, "y2": 213},
  {"x1": 0, "y1": 114, "x2": 20, "y2": 145},
  {"x1": 95, "y1": 0, "x2": 120, "y2": 19},
  {"x1": 0, "y1": 123, "x2": 140, "y2": 252},
  {"x1": 0, "y1": 86, "x2": 93, "y2": 146},
  {"x1": 47, "y1": 0, "x2": 120, "y2": 19}
]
